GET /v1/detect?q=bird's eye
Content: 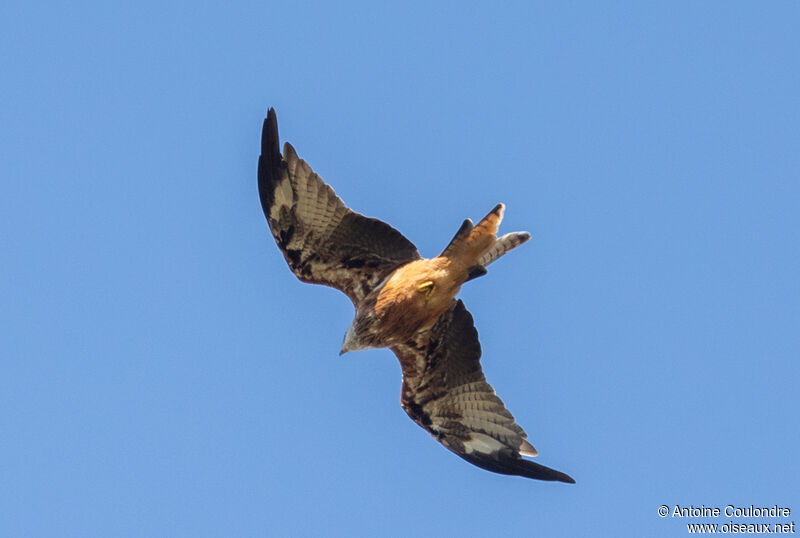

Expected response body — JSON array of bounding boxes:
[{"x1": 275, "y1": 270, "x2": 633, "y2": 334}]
[{"x1": 417, "y1": 280, "x2": 434, "y2": 297}]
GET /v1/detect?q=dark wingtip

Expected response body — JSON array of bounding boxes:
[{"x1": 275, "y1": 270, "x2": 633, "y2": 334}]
[
  {"x1": 262, "y1": 108, "x2": 280, "y2": 162},
  {"x1": 458, "y1": 450, "x2": 575, "y2": 483},
  {"x1": 258, "y1": 108, "x2": 283, "y2": 220},
  {"x1": 516, "y1": 459, "x2": 576, "y2": 483}
]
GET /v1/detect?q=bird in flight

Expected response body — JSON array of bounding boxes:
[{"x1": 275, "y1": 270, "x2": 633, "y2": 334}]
[{"x1": 258, "y1": 108, "x2": 574, "y2": 483}]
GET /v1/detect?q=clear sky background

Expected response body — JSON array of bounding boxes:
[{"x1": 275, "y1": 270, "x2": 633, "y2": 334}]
[{"x1": 2, "y1": 1, "x2": 798, "y2": 537}]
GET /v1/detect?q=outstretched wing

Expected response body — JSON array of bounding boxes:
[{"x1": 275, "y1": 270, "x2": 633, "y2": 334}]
[
  {"x1": 392, "y1": 300, "x2": 574, "y2": 483},
  {"x1": 258, "y1": 108, "x2": 421, "y2": 303}
]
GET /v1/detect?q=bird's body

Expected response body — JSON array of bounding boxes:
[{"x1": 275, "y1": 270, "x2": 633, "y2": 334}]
[
  {"x1": 258, "y1": 108, "x2": 574, "y2": 483},
  {"x1": 342, "y1": 203, "x2": 506, "y2": 353}
]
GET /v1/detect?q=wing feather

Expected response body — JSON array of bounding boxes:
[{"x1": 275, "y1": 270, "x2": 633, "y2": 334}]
[
  {"x1": 393, "y1": 300, "x2": 574, "y2": 483},
  {"x1": 258, "y1": 109, "x2": 421, "y2": 303}
]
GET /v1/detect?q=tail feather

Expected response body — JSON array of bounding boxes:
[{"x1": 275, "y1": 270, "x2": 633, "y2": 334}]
[
  {"x1": 440, "y1": 204, "x2": 530, "y2": 273},
  {"x1": 441, "y1": 218, "x2": 474, "y2": 257},
  {"x1": 440, "y1": 204, "x2": 505, "y2": 264},
  {"x1": 472, "y1": 203, "x2": 505, "y2": 242},
  {"x1": 478, "y1": 231, "x2": 531, "y2": 268}
]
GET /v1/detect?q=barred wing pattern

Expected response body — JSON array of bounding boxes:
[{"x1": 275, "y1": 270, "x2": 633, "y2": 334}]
[
  {"x1": 394, "y1": 300, "x2": 575, "y2": 483},
  {"x1": 258, "y1": 108, "x2": 421, "y2": 303}
]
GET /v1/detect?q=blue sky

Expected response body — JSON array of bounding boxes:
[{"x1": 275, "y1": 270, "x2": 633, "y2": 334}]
[{"x1": 2, "y1": 1, "x2": 798, "y2": 536}]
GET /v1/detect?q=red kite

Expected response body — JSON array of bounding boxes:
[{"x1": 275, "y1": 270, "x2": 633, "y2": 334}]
[{"x1": 258, "y1": 109, "x2": 573, "y2": 483}]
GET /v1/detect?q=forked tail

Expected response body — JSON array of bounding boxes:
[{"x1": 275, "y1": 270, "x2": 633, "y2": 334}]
[{"x1": 439, "y1": 203, "x2": 530, "y2": 280}]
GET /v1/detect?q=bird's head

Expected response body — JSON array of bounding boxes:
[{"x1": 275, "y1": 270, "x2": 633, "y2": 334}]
[{"x1": 339, "y1": 305, "x2": 380, "y2": 355}]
